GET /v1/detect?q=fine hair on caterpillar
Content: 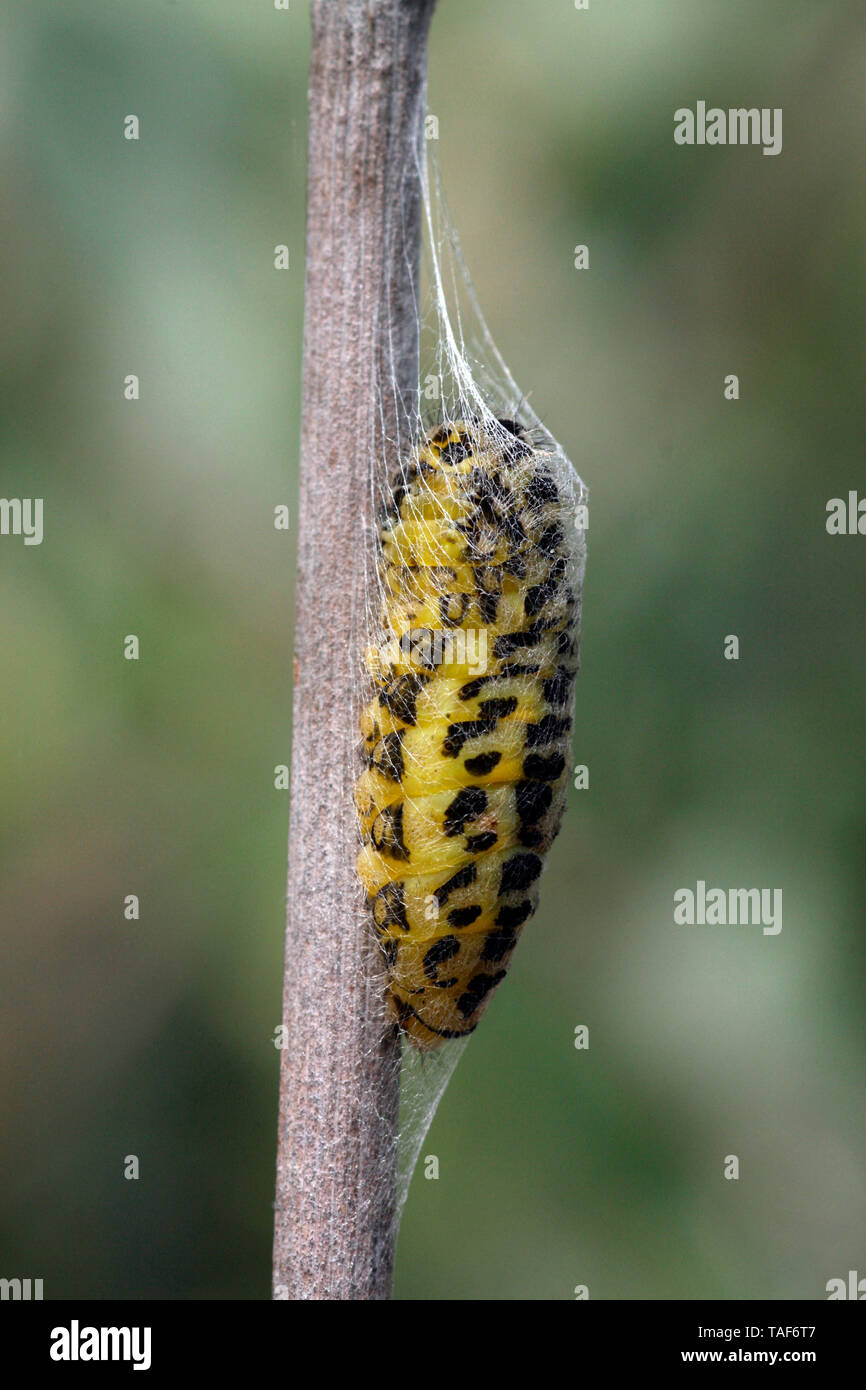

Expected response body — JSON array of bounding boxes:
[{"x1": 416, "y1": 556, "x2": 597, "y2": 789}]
[{"x1": 357, "y1": 414, "x2": 583, "y2": 1050}]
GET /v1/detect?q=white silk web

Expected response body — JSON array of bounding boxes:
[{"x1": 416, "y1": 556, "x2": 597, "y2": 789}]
[{"x1": 359, "y1": 144, "x2": 587, "y2": 1229}]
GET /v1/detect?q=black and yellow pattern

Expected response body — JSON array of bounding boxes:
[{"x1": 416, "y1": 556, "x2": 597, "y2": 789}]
[{"x1": 357, "y1": 418, "x2": 580, "y2": 1049}]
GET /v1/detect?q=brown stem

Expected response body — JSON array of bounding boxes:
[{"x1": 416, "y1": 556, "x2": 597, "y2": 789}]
[{"x1": 272, "y1": 0, "x2": 437, "y2": 1301}]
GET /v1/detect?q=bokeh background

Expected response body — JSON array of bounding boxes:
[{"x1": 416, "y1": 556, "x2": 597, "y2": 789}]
[{"x1": 1, "y1": 0, "x2": 864, "y2": 1300}]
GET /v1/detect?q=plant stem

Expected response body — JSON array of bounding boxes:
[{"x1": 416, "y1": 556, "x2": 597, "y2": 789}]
[{"x1": 272, "y1": 0, "x2": 436, "y2": 1301}]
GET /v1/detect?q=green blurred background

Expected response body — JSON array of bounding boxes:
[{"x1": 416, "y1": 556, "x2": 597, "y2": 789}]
[{"x1": 1, "y1": 0, "x2": 864, "y2": 1300}]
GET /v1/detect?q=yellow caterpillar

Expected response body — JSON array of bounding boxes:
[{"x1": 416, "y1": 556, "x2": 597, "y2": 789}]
[{"x1": 357, "y1": 418, "x2": 580, "y2": 1048}]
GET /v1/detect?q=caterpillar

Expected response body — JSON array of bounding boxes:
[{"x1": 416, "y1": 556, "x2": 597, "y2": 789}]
[{"x1": 356, "y1": 417, "x2": 581, "y2": 1049}]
